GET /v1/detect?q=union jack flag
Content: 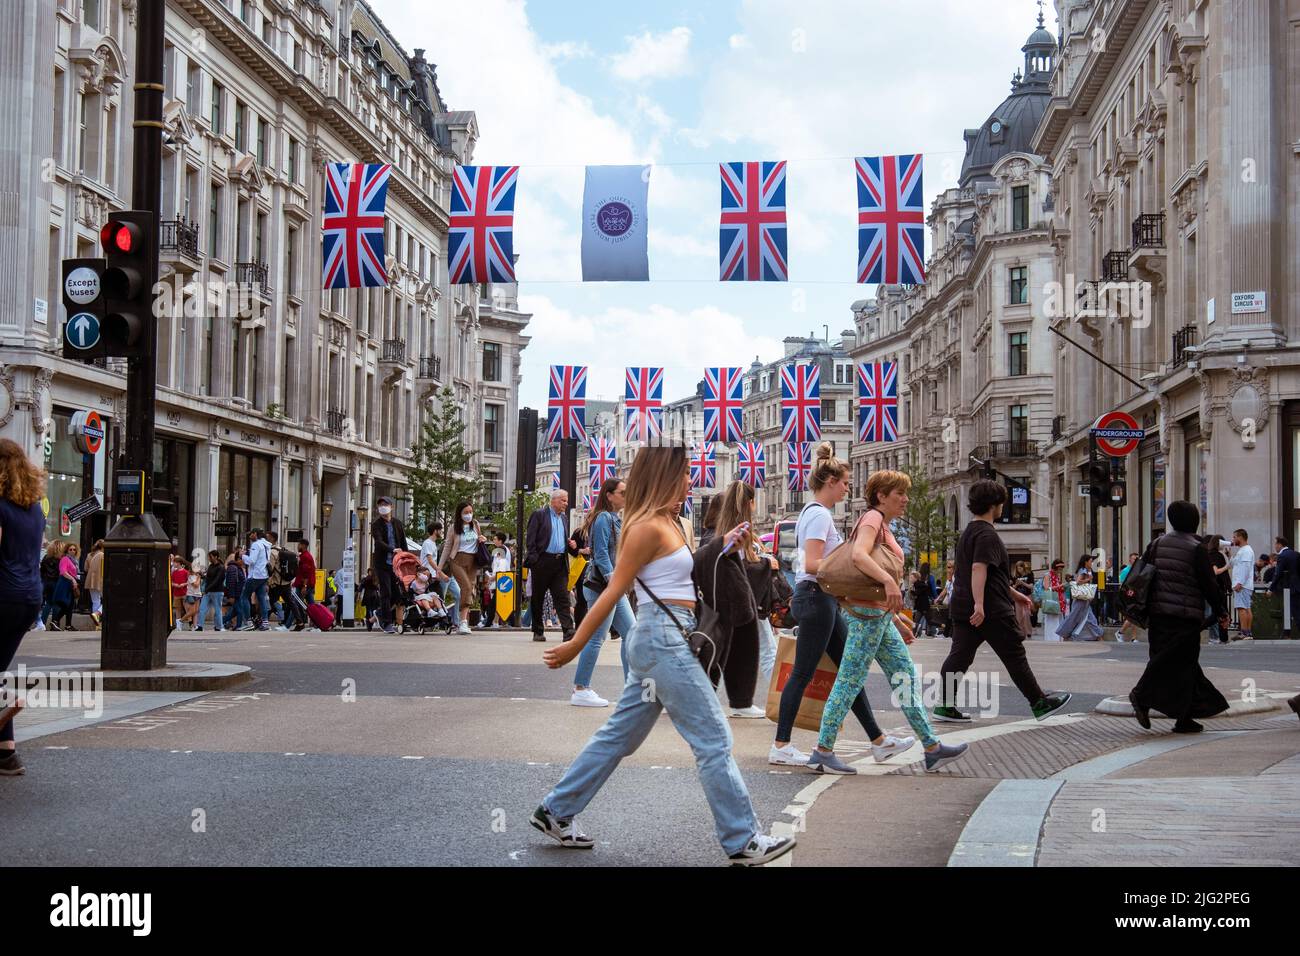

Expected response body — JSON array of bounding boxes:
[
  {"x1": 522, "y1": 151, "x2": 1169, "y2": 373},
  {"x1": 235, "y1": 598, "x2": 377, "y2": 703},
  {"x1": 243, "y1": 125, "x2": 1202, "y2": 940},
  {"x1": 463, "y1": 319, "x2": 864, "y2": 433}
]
[
  {"x1": 857, "y1": 362, "x2": 899, "y2": 443},
  {"x1": 449, "y1": 165, "x2": 518, "y2": 284},
  {"x1": 551, "y1": 472, "x2": 561, "y2": 490},
  {"x1": 719, "y1": 161, "x2": 788, "y2": 281},
  {"x1": 780, "y1": 364, "x2": 821, "y2": 443},
  {"x1": 737, "y1": 442, "x2": 766, "y2": 488},
  {"x1": 623, "y1": 367, "x2": 664, "y2": 442},
  {"x1": 787, "y1": 442, "x2": 812, "y2": 492},
  {"x1": 322, "y1": 162, "x2": 392, "y2": 289},
  {"x1": 690, "y1": 443, "x2": 717, "y2": 489},
  {"x1": 703, "y1": 367, "x2": 745, "y2": 444},
  {"x1": 588, "y1": 436, "x2": 617, "y2": 487},
  {"x1": 582, "y1": 491, "x2": 593, "y2": 510},
  {"x1": 682, "y1": 496, "x2": 693, "y2": 518},
  {"x1": 856, "y1": 153, "x2": 925, "y2": 285},
  {"x1": 546, "y1": 365, "x2": 587, "y2": 443}
]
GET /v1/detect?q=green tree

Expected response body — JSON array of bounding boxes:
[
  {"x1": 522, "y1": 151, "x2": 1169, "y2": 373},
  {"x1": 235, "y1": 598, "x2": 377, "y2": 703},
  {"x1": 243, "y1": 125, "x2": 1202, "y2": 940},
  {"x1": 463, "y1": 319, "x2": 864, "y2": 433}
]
[
  {"x1": 900, "y1": 460, "x2": 958, "y2": 570},
  {"x1": 486, "y1": 488, "x2": 549, "y2": 542},
  {"x1": 409, "y1": 386, "x2": 486, "y2": 530}
]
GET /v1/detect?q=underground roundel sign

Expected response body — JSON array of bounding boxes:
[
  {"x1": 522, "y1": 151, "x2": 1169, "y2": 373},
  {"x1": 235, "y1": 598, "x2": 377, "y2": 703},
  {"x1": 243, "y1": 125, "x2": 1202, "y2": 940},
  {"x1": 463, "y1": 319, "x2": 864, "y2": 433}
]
[
  {"x1": 1091, "y1": 410, "x2": 1143, "y2": 457},
  {"x1": 82, "y1": 411, "x2": 104, "y2": 455}
]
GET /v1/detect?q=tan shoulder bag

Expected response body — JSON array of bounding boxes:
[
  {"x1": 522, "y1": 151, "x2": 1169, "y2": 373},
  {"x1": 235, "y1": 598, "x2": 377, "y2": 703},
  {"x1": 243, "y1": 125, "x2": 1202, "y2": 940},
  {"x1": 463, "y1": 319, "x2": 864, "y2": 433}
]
[{"x1": 816, "y1": 509, "x2": 904, "y2": 603}]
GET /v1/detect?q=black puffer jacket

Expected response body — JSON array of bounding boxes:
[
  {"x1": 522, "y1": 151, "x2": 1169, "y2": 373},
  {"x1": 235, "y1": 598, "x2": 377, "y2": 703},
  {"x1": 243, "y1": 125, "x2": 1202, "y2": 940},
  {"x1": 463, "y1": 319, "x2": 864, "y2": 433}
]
[
  {"x1": 692, "y1": 535, "x2": 756, "y2": 630},
  {"x1": 1146, "y1": 531, "x2": 1223, "y2": 621}
]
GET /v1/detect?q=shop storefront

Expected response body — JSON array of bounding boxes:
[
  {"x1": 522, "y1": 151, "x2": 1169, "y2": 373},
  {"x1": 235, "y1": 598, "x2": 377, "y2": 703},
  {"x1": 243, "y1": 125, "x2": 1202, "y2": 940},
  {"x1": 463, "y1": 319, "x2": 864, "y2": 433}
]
[
  {"x1": 44, "y1": 407, "x2": 111, "y2": 551},
  {"x1": 152, "y1": 436, "x2": 195, "y2": 556},
  {"x1": 215, "y1": 446, "x2": 275, "y2": 553}
]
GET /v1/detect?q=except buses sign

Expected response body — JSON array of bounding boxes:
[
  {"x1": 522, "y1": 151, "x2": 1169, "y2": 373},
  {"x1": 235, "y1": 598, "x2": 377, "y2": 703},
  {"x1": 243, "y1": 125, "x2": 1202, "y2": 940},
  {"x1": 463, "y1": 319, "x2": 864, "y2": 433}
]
[{"x1": 1091, "y1": 410, "x2": 1144, "y2": 457}]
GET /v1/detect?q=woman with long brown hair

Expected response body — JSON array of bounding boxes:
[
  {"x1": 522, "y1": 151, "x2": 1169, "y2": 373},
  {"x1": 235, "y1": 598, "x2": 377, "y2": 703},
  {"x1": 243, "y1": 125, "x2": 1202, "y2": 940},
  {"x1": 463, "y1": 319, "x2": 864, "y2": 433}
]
[
  {"x1": 0, "y1": 439, "x2": 49, "y2": 775},
  {"x1": 703, "y1": 480, "x2": 768, "y2": 717},
  {"x1": 569, "y1": 476, "x2": 633, "y2": 706},
  {"x1": 532, "y1": 446, "x2": 795, "y2": 865}
]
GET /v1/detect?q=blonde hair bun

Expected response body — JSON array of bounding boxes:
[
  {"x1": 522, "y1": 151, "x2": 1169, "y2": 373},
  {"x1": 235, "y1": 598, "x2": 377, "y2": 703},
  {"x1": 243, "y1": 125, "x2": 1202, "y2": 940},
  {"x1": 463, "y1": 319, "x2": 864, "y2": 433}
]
[{"x1": 815, "y1": 441, "x2": 834, "y2": 461}]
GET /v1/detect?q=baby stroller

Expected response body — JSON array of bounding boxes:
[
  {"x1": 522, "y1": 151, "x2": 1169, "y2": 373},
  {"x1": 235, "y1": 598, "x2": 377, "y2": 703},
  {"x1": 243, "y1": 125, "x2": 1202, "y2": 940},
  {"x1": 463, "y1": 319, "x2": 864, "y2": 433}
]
[{"x1": 392, "y1": 550, "x2": 452, "y2": 635}]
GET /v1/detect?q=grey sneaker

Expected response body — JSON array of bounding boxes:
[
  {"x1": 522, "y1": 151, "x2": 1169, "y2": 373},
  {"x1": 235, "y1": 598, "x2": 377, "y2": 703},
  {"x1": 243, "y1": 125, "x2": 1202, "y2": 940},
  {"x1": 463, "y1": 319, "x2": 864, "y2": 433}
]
[
  {"x1": 530, "y1": 805, "x2": 595, "y2": 848},
  {"x1": 0, "y1": 751, "x2": 26, "y2": 776},
  {"x1": 729, "y1": 833, "x2": 796, "y2": 866},
  {"x1": 806, "y1": 749, "x2": 857, "y2": 775},
  {"x1": 923, "y1": 741, "x2": 970, "y2": 773}
]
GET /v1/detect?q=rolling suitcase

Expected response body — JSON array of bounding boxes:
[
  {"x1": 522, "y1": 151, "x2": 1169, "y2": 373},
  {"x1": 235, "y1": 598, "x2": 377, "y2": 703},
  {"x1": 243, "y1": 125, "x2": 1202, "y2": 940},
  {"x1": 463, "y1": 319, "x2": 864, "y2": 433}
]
[{"x1": 306, "y1": 602, "x2": 335, "y2": 631}]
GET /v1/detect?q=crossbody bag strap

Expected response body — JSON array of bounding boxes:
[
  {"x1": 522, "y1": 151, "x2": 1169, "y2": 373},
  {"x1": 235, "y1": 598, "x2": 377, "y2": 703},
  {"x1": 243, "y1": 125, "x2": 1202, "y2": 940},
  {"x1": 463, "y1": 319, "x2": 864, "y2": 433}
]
[{"x1": 634, "y1": 576, "x2": 691, "y2": 639}]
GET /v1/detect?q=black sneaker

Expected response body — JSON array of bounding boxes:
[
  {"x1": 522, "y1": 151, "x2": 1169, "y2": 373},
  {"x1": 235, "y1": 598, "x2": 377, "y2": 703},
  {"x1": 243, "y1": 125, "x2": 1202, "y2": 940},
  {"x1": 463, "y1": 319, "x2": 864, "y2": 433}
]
[
  {"x1": 933, "y1": 706, "x2": 971, "y2": 723},
  {"x1": 1032, "y1": 693, "x2": 1073, "y2": 721},
  {"x1": 1173, "y1": 718, "x2": 1203, "y2": 734},
  {"x1": 0, "y1": 751, "x2": 25, "y2": 776},
  {"x1": 1288, "y1": 695, "x2": 1300, "y2": 720},
  {"x1": 728, "y1": 833, "x2": 796, "y2": 866},
  {"x1": 532, "y1": 634, "x2": 546, "y2": 642},
  {"x1": 530, "y1": 805, "x2": 595, "y2": 849},
  {"x1": 1133, "y1": 701, "x2": 1152, "y2": 729}
]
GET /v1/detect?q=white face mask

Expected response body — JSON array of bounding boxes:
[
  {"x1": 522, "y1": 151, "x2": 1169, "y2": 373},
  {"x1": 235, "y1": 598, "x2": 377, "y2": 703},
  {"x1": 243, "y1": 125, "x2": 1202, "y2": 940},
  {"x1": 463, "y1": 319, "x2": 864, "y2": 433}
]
[
  {"x1": 378, "y1": 505, "x2": 392, "y2": 516},
  {"x1": 464, "y1": 513, "x2": 473, "y2": 524}
]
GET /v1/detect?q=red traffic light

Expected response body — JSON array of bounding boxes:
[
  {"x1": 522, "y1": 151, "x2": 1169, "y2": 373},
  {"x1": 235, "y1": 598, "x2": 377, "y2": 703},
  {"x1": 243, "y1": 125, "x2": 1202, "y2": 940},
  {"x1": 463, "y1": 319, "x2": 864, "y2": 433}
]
[{"x1": 100, "y1": 220, "x2": 140, "y2": 254}]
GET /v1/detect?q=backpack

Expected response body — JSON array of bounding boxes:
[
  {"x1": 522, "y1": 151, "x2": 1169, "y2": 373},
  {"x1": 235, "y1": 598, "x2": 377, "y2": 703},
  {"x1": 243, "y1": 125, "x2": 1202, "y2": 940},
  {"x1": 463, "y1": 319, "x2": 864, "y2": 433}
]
[
  {"x1": 1117, "y1": 547, "x2": 1157, "y2": 627},
  {"x1": 279, "y1": 548, "x2": 299, "y2": 581}
]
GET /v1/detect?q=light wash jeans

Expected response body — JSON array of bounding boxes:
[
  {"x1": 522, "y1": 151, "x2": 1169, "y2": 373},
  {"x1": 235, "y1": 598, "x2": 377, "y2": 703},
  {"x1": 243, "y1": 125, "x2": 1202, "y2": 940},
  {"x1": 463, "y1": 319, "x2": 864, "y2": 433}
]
[
  {"x1": 573, "y1": 585, "x2": 633, "y2": 688},
  {"x1": 196, "y1": 592, "x2": 225, "y2": 630},
  {"x1": 442, "y1": 577, "x2": 461, "y2": 627},
  {"x1": 756, "y1": 618, "x2": 777, "y2": 693},
  {"x1": 544, "y1": 602, "x2": 760, "y2": 856}
]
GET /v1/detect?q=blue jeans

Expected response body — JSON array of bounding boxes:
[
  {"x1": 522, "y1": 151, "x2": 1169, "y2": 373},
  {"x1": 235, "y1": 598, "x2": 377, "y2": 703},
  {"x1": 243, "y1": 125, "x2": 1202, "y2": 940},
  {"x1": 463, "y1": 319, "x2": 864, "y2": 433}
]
[
  {"x1": 196, "y1": 592, "x2": 225, "y2": 630},
  {"x1": 442, "y1": 577, "x2": 461, "y2": 627},
  {"x1": 241, "y1": 577, "x2": 270, "y2": 627},
  {"x1": 223, "y1": 593, "x2": 248, "y2": 628},
  {"x1": 543, "y1": 603, "x2": 760, "y2": 855},
  {"x1": 573, "y1": 585, "x2": 633, "y2": 688},
  {"x1": 756, "y1": 618, "x2": 777, "y2": 691}
]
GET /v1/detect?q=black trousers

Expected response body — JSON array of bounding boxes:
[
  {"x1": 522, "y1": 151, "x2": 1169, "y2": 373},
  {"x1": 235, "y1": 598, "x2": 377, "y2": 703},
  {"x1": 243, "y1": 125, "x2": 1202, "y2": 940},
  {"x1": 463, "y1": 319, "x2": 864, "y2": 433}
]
[
  {"x1": 573, "y1": 581, "x2": 589, "y2": 628},
  {"x1": 374, "y1": 560, "x2": 401, "y2": 626},
  {"x1": 0, "y1": 601, "x2": 40, "y2": 745},
  {"x1": 708, "y1": 618, "x2": 759, "y2": 709},
  {"x1": 1131, "y1": 614, "x2": 1229, "y2": 721},
  {"x1": 943, "y1": 614, "x2": 1046, "y2": 707},
  {"x1": 529, "y1": 554, "x2": 574, "y2": 638}
]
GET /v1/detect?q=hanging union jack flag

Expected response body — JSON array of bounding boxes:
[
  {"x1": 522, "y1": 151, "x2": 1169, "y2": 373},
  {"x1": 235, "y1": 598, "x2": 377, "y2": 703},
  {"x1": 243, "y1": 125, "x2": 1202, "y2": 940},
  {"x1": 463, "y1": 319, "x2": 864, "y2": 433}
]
[
  {"x1": 787, "y1": 442, "x2": 812, "y2": 492},
  {"x1": 551, "y1": 472, "x2": 561, "y2": 490},
  {"x1": 703, "y1": 367, "x2": 745, "y2": 444},
  {"x1": 624, "y1": 367, "x2": 664, "y2": 442},
  {"x1": 780, "y1": 363, "x2": 821, "y2": 444},
  {"x1": 582, "y1": 491, "x2": 593, "y2": 510},
  {"x1": 858, "y1": 361, "x2": 900, "y2": 443},
  {"x1": 449, "y1": 165, "x2": 519, "y2": 284},
  {"x1": 690, "y1": 443, "x2": 717, "y2": 489},
  {"x1": 719, "y1": 161, "x2": 788, "y2": 281},
  {"x1": 546, "y1": 365, "x2": 587, "y2": 443},
  {"x1": 589, "y1": 436, "x2": 617, "y2": 487},
  {"x1": 322, "y1": 162, "x2": 392, "y2": 289},
  {"x1": 856, "y1": 153, "x2": 925, "y2": 285},
  {"x1": 737, "y1": 442, "x2": 766, "y2": 488}
]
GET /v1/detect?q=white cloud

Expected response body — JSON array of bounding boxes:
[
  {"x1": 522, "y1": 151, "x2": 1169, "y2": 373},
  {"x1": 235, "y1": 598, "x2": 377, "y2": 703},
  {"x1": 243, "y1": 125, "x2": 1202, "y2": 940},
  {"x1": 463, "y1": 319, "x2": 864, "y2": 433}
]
[
  {"x1": 540, "y1": 40, "x2": 594, "y2": 61},
  {"x1": 607, "y1": 26, "x2": 693, "y2": 82},
  {"x1": 728, "y1": 34, "x2": 750, "y2": 50}
]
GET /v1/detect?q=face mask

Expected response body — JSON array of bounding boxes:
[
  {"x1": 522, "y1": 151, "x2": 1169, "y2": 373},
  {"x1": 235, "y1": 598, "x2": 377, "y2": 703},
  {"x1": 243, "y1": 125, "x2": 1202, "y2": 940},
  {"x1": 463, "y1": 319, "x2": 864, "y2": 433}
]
[
  {"x1": 417, "y1": 574, "x2": 429, "y2": 585},
  {"x1": 464, "y1": 513, "x2": 473, "y2": 523},
  {"x1": 378, "y1": 505, "x2": 392, "y2": 516}
]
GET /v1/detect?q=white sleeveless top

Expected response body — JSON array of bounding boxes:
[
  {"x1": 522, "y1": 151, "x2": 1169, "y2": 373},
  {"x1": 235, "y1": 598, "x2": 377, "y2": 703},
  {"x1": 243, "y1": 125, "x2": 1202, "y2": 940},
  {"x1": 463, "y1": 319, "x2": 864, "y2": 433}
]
[{"x1": 634, "y1": 545, "x2": 695, "y2": 604}]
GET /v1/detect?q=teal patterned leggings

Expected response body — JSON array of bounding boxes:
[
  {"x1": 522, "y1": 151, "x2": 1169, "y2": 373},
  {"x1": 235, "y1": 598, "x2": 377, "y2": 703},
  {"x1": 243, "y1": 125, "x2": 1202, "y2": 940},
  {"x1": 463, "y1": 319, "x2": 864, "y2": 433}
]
[{"x1": 818, "y1": 607, "x2": 939, "y2": 751}]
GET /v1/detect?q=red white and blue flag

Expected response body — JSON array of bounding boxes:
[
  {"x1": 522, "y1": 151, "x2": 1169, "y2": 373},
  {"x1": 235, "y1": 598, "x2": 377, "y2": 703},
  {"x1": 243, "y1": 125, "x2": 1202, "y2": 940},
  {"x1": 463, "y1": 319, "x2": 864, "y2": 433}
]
[
  {"x1": 703, "y1": 367, "x2": 745, "y2": 444},
  {"x1": 690, "y1": 443, "x2": 717, "y2": 489},
  {"x1": 623, "y1": 367, "x2": 664, "y2": 442},
  {"x1": 588, "y1": 436, "x2": 617, "y2": 487},
  {"x1": 682, "y1": 496, "x2": 693, "y2": 518},
  {"x1": 856, "y1": 153, "x2": 925, "y2": 285},
  {"x1": 582, "y1": 491, "x2": 593, "y2": 510},
  {"x1": 551, "y1": 473, "x2": 561, "y2": 490},
  {"x1": 857, "y1": 362, "x2": 899, "y2": 443},
  {"x1": 546, "y1": 365, "x2": 587, "y2": 443},
  {"x1": 737, "y1": 442, "x2": 766, "y2": 488},
  {"x1": 449, "y1": 165, "x2": 518, "y2": 284},
  {"x1": 787, "y1": 442, "x2": 812, "y2": 492},
  {"x1": 322, "y1": 162, "x2": 392, "y2": 289},
  {"x1": 780, "y1": 364, "x2": 821, "y2": 443},
  {"x1": 719, "y1": 161, "x2": 788, "y2": 281}
]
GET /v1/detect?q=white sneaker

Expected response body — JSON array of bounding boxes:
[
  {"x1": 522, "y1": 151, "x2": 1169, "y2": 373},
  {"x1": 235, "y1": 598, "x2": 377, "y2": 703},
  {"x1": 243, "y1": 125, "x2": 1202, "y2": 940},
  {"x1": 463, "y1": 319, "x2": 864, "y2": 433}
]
[
  {"x1": 34, "y1": 619, "x2": 45, "y2": 631},
  {"x1": 768, "y1": 743, "x2": 810, "y2": 766},
  {"x1": 872, "y1": 734, "x2": 917, "y2": 763},
  {"x1": 729, "y1": 833, "x2": 797, "y2": 866},
  {"x1": 570, "y1": 688, "x2": 609, "y2": 708},
  {"x1": 458, "y1": 620, "x2": 472, "y2": 635},
  {"x1": 728, "y1": 705, "x2": 767, "y2": 719}
]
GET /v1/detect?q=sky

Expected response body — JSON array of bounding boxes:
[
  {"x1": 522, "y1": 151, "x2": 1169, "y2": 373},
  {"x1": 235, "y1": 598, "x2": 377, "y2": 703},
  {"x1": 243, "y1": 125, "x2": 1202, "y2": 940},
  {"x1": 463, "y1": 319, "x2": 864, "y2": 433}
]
[{"x1": 367, "y1": 0, "x2": 1053, "y2": 410}]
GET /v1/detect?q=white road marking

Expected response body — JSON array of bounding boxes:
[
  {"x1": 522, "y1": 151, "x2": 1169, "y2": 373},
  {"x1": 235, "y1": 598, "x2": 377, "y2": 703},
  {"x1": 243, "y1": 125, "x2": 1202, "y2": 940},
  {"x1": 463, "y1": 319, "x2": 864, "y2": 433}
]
[
  {"x1": 400, "y1": 755, "x2": 424, "y2": 760},
  {"x1": 43, "y1": 745, "x2": 69, "y2": 750},
  {"x1": 508, "y1": 849, "x2": 527, "y2": 860},
  {"x1": 283, "y1": 752, "x2": 306, "y2": 756}
]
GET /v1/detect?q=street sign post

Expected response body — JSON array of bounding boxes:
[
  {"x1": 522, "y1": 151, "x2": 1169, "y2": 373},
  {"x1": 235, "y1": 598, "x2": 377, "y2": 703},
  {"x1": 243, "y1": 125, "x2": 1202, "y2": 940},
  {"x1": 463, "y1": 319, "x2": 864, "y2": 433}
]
[
  {"x1": 61, "y1": 258, "x2": 107, "y2": 361},
  {"x1": 65, "y1": 495, "x2": 103, "y2": 524}
]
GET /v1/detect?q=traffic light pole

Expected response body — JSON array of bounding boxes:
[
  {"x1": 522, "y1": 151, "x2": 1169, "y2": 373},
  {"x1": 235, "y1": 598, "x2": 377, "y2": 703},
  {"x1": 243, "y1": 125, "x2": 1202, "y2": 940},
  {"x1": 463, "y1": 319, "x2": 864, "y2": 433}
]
[{"x1": 101, "y1": 0, "x2": 171, "y2": 670}]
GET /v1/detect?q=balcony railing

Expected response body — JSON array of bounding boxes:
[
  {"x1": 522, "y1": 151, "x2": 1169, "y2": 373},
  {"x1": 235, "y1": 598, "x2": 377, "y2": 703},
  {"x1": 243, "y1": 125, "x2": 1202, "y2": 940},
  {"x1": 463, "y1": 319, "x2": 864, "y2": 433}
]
[
  {"x1": 418, "y1": 355, "x2": 442, "y2": 381},
  {"x1": 1171, "y1": 325, "x2": 1197, "y2": 369},
  {"x1": 325, "y1": 409, "x2": 346, "y2": 436},
  {"x1": 235, "y1": 260, "x2": 270, "y2": 296},
  {"x1": 988, "y1": 439, "x2": 1039, "y2": 458},
  {"x1": 1051, "y1": 415, "x2": 1065, "y2": 442},
  {"x1": 1101, "y1": 250, "x2": 1130, "y2": 282},
  {"x1": 1131, "y1": 212, "x2": 1165, "y2": 250},
  {"x1": 381, "y1": 338, "x2": 407, "y2": 364},
  {"x1": 159, "y1": 217, "x2": 200, "y2": 259}
]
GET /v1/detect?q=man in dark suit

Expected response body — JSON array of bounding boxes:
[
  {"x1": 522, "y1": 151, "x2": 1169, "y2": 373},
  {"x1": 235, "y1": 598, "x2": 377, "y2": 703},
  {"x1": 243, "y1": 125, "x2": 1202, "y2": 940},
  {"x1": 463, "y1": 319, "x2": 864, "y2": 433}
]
[
  {"x1": 525, "y1": 489, "x2": 578, "y2": 643},
  {"x1": 1269, "y1": 536, "x2": 1300, "y2": 638},
  {"x1": 370, "y1": 495, "x2": 407, "y2": 634}
]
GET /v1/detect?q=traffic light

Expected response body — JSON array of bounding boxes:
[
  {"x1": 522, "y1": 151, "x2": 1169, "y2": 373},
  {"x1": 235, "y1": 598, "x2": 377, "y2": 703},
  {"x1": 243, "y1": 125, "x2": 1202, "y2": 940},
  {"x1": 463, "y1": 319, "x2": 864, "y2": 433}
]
[
  {"x1": 1086, "y1": 458, "x2": 1111, "y2": 503},
  {"x1": 99, "y1": 211, "x2": 156, "y2": 358},
  {"x1": 1108, "y1": 480, "x2": 1127, "y2": 508},
  {"x1": 61, "y1": 257, "x2": 108, "y2": 361}
]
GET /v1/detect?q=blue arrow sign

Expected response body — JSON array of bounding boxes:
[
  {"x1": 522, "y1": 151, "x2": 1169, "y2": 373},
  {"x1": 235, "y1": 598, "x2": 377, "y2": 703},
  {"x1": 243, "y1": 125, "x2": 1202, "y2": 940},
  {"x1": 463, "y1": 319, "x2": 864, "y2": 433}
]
[{"x1": 67, "y1": 312, "x2": 101, "y2": 350}]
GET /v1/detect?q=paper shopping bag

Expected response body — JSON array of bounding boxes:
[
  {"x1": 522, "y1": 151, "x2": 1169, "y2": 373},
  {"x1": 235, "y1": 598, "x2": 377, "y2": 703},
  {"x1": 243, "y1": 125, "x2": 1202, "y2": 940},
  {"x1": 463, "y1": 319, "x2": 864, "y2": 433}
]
[{"x1": 765, "y1": 633, "x2": 839, "y2": 733}]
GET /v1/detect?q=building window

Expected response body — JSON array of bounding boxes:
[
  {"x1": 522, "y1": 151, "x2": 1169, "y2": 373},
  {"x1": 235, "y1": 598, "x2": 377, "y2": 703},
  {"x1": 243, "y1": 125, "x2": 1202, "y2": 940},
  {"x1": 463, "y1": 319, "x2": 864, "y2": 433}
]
[
  {"x1": 234, "y1": 101, "x2": 247, "y2": 153},
  {"x1": 484, "y1": 403, "x2": 501, "y2": 453},
  {"x1": 482, "y1": 341, "x2": 502, "y2": 382},
  {"x1": 211, "y1": 81, "x2": 224, "y2": 133},
  {"x1": 208, "y1": 183, "x2": 221, "y2": 258},
  {"x1": 286, "y1": 226, "x2": 297, "y2": 295},
  {"x1": 256, "y1": 118, "x2": 268, "y2": 166},
  {"x1": 1009, "y1": 404, "x2": 1028, "y2": 443},
  {"x1": 1012, "y1": 185, "x2": 1029, "y2": 230},
  {"x1": 1009, "y1": 266, "x2": 1028, "y2": 305},
  {"x1": 821, "y1": 399, "x2": 836, "y2": 423},
  {"x1": 1003, "y1": 480, "x2": 1031, "y2": 524},
  {"x1": 1009, "y1": 331, "x2": 1027, "y2": 376},
  {"x1": 288, "y1": 136, "x2": 298, "y2": 183},
  {"x1": 83, "y1": 0, "x2": 100, "y2": 30}
]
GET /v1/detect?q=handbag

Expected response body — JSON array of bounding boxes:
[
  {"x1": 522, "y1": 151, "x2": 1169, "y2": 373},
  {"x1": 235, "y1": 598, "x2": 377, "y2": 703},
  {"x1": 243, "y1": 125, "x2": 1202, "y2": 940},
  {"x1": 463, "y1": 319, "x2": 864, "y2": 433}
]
[
  {"x1": 816, "y1": 509, "x2": 904, "y2": 604},
  {"x1": 474, "y1": 540, "x2": 492, "y2": 568}
]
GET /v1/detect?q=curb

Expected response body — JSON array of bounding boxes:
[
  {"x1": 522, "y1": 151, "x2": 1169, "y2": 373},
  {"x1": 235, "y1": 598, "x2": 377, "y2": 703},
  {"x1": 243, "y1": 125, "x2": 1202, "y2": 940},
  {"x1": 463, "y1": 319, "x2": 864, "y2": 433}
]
[
  {"x1": 100, "y1": 662, "x2": 253, "y2": 692},
  {"x1": 1094, "y1": 694, "x2": 1279, "y2": 718}
]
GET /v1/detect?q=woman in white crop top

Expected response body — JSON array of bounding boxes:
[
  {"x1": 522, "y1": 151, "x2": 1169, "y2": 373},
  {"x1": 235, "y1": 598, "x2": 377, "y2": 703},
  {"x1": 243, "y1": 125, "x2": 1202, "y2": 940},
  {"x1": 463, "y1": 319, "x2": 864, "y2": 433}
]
[{"x1": 532, "y1": 446, "x2": 796, "y2": 866}]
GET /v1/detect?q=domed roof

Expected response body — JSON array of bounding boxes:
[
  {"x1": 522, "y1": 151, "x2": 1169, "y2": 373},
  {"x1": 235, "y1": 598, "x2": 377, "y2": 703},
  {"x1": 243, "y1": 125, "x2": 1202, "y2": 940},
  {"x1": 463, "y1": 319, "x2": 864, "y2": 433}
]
[{"x1": 1024, "y1": 26, "x2": 1055, "y2": 49}]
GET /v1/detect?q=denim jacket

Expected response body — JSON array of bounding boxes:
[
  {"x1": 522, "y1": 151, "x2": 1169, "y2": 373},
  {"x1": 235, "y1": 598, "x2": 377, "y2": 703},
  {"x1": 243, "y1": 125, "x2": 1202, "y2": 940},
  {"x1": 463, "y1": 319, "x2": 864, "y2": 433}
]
[{"x1": 590, "y1": 511, "x2": 619, "y2": 582}]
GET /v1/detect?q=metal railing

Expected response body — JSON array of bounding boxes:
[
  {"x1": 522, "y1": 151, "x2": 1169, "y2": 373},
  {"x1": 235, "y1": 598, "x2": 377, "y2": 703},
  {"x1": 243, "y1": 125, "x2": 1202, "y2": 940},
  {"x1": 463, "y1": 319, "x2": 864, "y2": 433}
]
[
  {"x1": 418, "y1": 355, "x2": 442, "y2": 380},
  {"x1": 1051, "y1": 415, "x2": 1065, "y2": 442},
  {"x1": 235, "y1": 260, "x2": 270, "y2": 295},
  {"x1": 160, "y1": 217, "x2": 200, "y2": 258},
  {"x1": 1131, "y1": 212, "x2": 1165, "y2": 250},
  {"x1": 1171, "y1": 325, "x2": 1197, "y2": 369},
  {"x1": 988, "y1": 439, "x2": 1039, "y2": 458},
  {"x1": 381, "y1": 338, "x2": 407, "y2": 364},
  {"x1": 1101, "y1": 250, "x2": 1129, "y2": 281},
  {"x1": 325, "y1": 409, "x2": 346, "y2": 436}
]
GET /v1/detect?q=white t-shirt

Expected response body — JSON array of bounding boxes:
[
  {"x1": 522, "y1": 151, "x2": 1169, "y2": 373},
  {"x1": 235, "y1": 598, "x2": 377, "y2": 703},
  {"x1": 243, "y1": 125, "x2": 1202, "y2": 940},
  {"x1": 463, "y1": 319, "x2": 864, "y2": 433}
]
[
  {"x1": 795, "y1": 502, "x2": 841, "y2": 586},
  {"x1": 491, "y1": 547, "x2": 512, "y2": 574},
  {"x1": 419, "y1": 537, "x2": 440, "y2": 575},
  {"x1": 1230, "y1": 544, "x2": 1255, "y2": 589}
]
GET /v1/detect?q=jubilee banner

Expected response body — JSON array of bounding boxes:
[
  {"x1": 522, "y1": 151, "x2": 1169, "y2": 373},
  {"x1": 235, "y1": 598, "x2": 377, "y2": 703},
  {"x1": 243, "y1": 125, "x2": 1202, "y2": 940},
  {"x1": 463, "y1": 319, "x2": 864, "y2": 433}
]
[{"x1": 581, "y1": 165, "x2": 650, "y2": 281}]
